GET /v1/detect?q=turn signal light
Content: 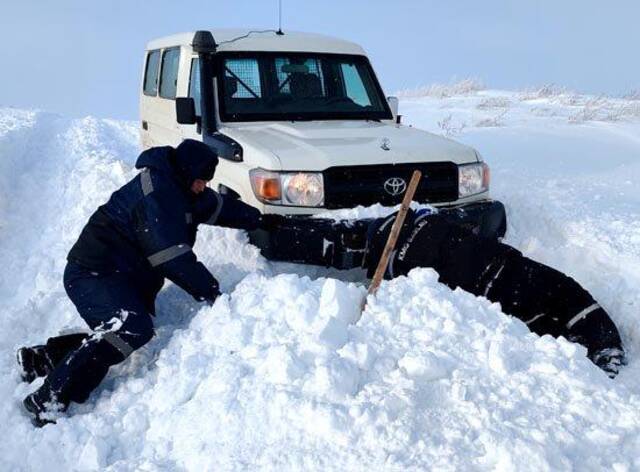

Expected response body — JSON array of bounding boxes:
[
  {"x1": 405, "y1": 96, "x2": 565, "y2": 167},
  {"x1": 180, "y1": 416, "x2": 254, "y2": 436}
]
[
  {"x1": 482, "y1": 162, "x2": 490, "y2": 189},
  {"x1": 250, "y1": 169, "x2": 282, "y2": 201}
]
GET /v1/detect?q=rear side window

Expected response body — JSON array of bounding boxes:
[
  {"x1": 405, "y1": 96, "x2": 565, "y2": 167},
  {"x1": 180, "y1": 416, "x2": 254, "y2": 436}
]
[
  {"x1": 189, "y1": 59, "x2": 202, "y2": 116},
  {"x1": 143, "y1": 50, "x2": 161, "y2": 96},
  {"x1": 159, "y1": 48, "x2": 181, "y2": 99}
]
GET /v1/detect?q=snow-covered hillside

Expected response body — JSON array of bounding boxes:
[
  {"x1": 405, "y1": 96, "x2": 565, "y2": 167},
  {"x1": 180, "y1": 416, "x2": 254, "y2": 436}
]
[{"x1": 1, "y1": 85, "x2": 639, "y2": 471}]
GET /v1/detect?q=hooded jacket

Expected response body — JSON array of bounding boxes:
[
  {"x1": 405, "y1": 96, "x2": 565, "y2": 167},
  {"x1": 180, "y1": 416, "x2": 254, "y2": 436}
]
[{"x1": 67, "y1": 142, "x2": 260, "y2": 303}]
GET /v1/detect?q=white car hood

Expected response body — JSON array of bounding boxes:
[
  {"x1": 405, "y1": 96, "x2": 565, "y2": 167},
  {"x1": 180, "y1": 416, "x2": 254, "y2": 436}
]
[{"x1": 221, "y1": 121, "x2": 478, "y2": 171}]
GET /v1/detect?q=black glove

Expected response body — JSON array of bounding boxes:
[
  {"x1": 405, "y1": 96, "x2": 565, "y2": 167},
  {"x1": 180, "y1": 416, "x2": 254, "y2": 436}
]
[
  {"x1": 259, "y1": 214, "x2": 287, "y2": 231},
  {"x1": 197, "y1": 279, "x2": 221, "y2": 305},
  {"x1": 590, "y1": 348, "x2": 627, "y2": 378}
]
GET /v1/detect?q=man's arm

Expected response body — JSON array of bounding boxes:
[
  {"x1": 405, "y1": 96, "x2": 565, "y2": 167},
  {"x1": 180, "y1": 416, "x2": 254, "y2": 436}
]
[
  {"x1": 196, "y1": 189, "x2": 262, "y2": 231},
  {"x1": 134, "y1": 180, "x2": 220, "y2": 303},
  {"x1": 148, "y1": 248, "x2": 220, "y2": 303}
]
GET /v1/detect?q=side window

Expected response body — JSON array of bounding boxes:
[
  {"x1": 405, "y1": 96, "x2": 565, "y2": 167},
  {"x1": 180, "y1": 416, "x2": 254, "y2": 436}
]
[
  {"x1": 225, "y1": 59, "x2": 262, "y2": 98},
  {"x1": 188, "y1": 59, "x2": 202, "y2": 116},
  {"x1": 341, "y1": 63, "x2": 372, "y2": 107},
  {"x1": 143, "y1": 50, "x2": 161, "y2": 96},
  {"x1": 159, "y1": 47, "x2": 180, "y2": 99}
]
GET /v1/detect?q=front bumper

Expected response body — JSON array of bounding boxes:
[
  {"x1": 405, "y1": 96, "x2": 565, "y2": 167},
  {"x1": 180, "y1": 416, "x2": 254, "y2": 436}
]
[{"x1": 249, "y1": 199, "x2": 507, "y2": 270}]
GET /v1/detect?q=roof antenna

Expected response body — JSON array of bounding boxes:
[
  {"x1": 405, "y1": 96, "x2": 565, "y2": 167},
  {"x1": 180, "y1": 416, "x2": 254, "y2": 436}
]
[{"x1": 276, "y1": 0, "x2": 284, "y2": 35}]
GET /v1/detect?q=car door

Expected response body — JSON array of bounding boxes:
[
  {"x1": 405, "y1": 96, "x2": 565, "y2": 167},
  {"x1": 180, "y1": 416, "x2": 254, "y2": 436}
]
[{"x1": 140, "y1": 47, "x2": 183, "y2": 148}]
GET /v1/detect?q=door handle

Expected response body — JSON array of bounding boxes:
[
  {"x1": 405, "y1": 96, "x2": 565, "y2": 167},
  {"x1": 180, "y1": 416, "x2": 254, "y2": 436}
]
[{"x1": 142, "y1": 121, "x2": 148, "y2": 130}]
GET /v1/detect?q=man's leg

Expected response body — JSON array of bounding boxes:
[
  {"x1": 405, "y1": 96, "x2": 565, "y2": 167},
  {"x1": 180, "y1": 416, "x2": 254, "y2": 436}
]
[
  {"x1": 484, "y1": 250, "x2": 625, "y2": 375},
  {"x1": 17, "y1": 333, "x2": 89, "y2": 383},
  {"x1": 23, "y1": 263, "x2": 155, "y2": 426},
  {"x1": 18, "y1": 264, "x2": 162, "y2": 384},
  {"x1": 24, "y1": 308, "x2": 154, "y2": 425}
]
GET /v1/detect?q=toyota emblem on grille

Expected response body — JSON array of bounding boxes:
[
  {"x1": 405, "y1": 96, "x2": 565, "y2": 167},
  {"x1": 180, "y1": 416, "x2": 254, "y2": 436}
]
[{"x1": 384, "y1": 177, "x2": 407, "y2": 196}]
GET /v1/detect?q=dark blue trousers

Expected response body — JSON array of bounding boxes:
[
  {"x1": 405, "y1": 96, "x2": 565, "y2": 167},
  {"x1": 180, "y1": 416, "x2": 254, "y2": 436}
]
[{"x1": 35, "y1": 262, "x2": 158, "y2": 406}]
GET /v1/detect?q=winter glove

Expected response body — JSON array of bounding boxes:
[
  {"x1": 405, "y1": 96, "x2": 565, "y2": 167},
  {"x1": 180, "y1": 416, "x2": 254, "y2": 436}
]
[
  {"x1": 590, "y1": 348, "x2": 626, "y2": 378},
  {"x1": 259, "y1": 214, "x2": 287, "y2": 231},
  {"x1": 204, "y1": 283, "x2": 222, "y2": 305}
]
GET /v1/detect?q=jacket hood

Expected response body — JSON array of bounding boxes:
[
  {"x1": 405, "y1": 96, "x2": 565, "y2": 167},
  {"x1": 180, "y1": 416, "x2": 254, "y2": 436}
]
[
  {"x1": 174, "y1": 140, "x2": 219, "y2": 186},
  {"x1": 135, "y1": 140, "x2": 219, "y2": 189},
  {"x1": 135, "y1": 146, "x2": 176, "y2": 174}
]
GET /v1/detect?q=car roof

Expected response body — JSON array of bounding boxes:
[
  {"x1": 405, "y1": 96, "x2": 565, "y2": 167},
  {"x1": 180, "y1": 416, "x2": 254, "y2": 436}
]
[{"x1": 146, "y1": 29, "x2": 367, "y2": 55}]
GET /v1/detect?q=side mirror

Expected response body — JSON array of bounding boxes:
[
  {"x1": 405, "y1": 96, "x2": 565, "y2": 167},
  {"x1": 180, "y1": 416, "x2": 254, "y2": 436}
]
[
  {"x1": 387, "y1": 96, "x2": 399, "y2": 119},
  {"x1": 176, "y1": 97, "x2": 197, "y2": 125}
]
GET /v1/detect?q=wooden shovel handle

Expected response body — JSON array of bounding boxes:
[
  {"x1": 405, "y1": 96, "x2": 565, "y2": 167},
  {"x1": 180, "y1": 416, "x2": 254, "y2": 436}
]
[{"x1": 365, "y1": 170, "x2": 422, "y2": 302}]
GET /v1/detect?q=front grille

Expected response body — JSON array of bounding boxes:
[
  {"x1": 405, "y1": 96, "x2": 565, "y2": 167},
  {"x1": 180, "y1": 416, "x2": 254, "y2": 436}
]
[{"x1": 323, "y1": 162, "x2": 459, "y2": 209}]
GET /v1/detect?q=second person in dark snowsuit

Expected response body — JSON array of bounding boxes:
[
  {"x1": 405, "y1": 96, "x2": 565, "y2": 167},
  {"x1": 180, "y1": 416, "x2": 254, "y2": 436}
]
[
  {"x1": 18, "y1": 140, "x2": 261, "y2": 426},
  {"x1": 363, "y1": 209, "x2": 626, "y2": 376}
]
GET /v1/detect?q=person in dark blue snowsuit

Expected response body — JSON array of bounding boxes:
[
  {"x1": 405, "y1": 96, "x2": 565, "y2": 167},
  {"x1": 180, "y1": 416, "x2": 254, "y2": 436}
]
[
  {"x1": 18, "y1": 139, "x2": 261, "y2": 426},
  {"x1": 363, "y1": 209, "x2": 626, "y2": 377}
]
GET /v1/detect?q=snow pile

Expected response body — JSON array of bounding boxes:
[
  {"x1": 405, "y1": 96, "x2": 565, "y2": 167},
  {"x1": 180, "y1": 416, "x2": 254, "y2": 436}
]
[
  {"x1": 1, "y1": 85, "x2": 640, "y2": 471},
  {"x1": 399, "y1": 87, "x2": 640, "y2": 355}
]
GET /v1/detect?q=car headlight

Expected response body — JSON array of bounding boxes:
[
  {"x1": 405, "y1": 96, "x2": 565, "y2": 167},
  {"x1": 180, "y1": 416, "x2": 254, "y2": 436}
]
[
  {"x1": 458, "y1": 162, "x2": 490, "y2": 198},
  {"x1": 250, "y1": 168, "x2": 324, "y2": 207},
  {"x1": 282, "y1": 173, "x2": 324, "y2": 206}
]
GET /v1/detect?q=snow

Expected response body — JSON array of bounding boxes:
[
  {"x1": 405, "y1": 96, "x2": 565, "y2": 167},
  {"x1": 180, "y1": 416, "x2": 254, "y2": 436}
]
[
  {"x1": 1, "y1": 85, "x2": 640, "y2": 470},
  {"x1": 314, "y1": 201, "x2": 437, "y2": 221}
]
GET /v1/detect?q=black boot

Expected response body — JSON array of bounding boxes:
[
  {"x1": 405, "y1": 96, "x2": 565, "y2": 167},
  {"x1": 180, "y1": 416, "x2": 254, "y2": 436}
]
[
  {"x1": 22, "y1": 386, "x2": 68, "y2": 427},
  {"x1": 17, "y1": 333, "x2": 90, "y2": 383},
  {"x1": 16, "y1": 346, "x2": 53, "y2": 383}
]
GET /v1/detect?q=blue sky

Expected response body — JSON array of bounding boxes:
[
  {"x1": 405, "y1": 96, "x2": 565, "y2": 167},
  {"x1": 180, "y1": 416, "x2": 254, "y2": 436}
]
[{"x1": 2, "y1": 0, "x2": 638, "y2": 119}]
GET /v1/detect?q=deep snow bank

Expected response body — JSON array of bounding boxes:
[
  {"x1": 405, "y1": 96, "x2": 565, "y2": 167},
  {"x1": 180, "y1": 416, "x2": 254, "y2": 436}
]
[
  {"x1": 399, "y1": 88, "x2": 640, "y2": 365},
  {"x1": 1, "y1": 87, "x2": 640, "y2": 471}
]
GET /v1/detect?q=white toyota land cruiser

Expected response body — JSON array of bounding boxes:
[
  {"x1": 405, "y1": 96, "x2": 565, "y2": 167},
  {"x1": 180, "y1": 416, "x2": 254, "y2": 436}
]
[{"x1": 140, "y1": 29, "x2": 505, "y2": 268}]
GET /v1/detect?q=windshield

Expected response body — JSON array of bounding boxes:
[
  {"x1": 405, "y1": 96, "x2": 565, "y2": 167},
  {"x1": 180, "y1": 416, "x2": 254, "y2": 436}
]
[{"x1": 216, "y1": 53, "x2": 392, "y2": 122}]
